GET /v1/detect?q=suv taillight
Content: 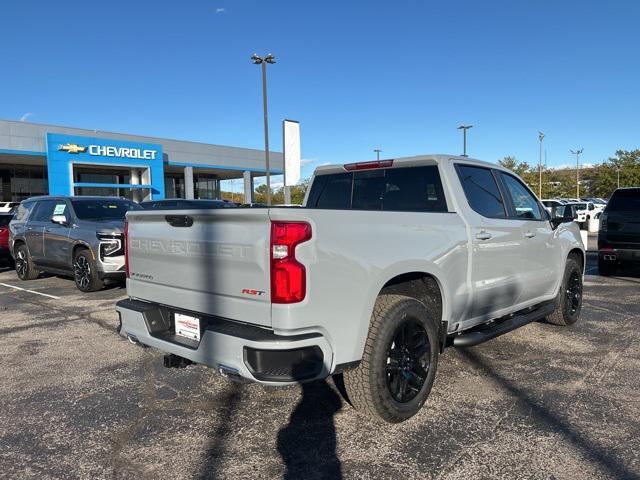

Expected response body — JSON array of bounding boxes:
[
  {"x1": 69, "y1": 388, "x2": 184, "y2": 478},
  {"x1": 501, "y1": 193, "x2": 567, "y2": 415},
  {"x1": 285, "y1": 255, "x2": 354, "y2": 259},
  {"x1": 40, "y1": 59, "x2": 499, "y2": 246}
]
[
  {"x1": 600, "y1": 212, "x2": 608, "y2": 231},
  {"x1": 271, "y1": 221, "x2": 312, "y2": 304},
  {"x1": 124, "y1": 219, "x2": 130, "y2": 278}
]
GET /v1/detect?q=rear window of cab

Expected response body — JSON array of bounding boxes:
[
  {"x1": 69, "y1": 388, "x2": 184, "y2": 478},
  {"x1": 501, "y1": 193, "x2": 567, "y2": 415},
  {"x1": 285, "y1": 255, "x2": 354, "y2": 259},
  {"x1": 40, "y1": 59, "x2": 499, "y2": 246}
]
[{"x1": 306, "y1": 165, "x2": 448, "y2": 212}]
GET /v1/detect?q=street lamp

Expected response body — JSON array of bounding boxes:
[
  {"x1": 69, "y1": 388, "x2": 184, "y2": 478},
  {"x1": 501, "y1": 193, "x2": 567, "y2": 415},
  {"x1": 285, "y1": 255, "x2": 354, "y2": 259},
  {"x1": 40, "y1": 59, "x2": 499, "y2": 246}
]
[
  {"x1": 457, "y1": 125, "x2": 473, "y2": 157},
  {"x1": 538, "y1": 132, "x2": 545, "y2": 198},
  {"x1": 570, "y1": 148, "x2": 584, "y2": 198},
  {"x1": 251, "y1": 53, "x2": 276, "y2": 205},
  {"x1": 374, "y1": 149, "x2": 382, "y2": 161}
]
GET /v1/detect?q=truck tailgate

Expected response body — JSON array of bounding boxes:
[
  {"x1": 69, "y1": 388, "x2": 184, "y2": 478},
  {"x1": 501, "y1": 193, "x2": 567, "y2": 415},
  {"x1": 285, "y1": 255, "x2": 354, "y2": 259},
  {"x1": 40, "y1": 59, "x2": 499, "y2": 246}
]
[{"x1": 126, "y1": 208, "x2": 271, "y2": 327}]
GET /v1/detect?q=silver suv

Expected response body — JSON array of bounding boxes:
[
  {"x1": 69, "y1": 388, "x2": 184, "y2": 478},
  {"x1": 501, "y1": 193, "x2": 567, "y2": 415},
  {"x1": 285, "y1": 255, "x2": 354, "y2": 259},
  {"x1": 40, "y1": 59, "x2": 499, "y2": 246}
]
[{"x1": 10, "y1": 196, "x2": 141, "y2": 292}]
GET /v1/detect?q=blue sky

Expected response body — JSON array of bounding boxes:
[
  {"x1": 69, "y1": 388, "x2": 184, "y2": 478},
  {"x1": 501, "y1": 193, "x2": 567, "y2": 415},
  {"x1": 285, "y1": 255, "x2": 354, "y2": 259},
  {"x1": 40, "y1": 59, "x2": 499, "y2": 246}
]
[{"x1": 1, "y1": 0, "x2": 639, "y2": 187}]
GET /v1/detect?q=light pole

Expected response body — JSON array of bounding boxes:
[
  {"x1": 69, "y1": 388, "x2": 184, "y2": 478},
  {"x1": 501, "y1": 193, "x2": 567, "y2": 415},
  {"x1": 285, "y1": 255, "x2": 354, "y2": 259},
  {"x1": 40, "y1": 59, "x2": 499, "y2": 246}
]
[
  {"x1": 374, "y1": 149, "x2": 381, "y2": 161},
  {"x1": 457, "y1": 125, "x2": 473, "y2": 157},
  {"x1": 570, "y1": 148, "x2": 584, "y2": 198},
  {"x1": 251, "y1": 53, "x2": 276, "y2": 205},
  {"x1": 538, "y1": 132, "x2": 545, "y2": 198}
]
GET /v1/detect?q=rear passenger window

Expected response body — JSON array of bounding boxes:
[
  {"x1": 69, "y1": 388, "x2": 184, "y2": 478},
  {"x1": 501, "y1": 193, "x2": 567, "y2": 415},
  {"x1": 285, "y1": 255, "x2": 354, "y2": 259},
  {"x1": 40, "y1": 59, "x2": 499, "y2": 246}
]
[
  {"x1": 309, "y1": 173, "x2": 352, "y2": 209},
  {"x1": 307, "y1": 166, "x2": 447, "y2": 212},
  {"x1": 456, "y1": 165, "x2": 506, "y2": 218},
  {"x1": 30, "y1": 200, "x2": 57, "y2": 222}
]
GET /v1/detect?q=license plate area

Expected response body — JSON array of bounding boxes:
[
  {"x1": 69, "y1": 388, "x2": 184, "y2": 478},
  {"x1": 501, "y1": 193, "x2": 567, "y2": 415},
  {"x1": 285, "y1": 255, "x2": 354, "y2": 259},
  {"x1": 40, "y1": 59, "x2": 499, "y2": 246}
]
[{"x1": 174, "y1": 313, "x2": 201, "y2": 342}]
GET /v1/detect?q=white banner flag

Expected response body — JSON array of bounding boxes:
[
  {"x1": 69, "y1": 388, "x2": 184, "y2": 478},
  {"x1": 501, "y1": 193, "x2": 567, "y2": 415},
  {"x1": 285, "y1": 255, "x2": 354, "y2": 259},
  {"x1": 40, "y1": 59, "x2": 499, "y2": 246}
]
[{"x1": 283, "y1": 120, "x2": 301, "y2": 186}]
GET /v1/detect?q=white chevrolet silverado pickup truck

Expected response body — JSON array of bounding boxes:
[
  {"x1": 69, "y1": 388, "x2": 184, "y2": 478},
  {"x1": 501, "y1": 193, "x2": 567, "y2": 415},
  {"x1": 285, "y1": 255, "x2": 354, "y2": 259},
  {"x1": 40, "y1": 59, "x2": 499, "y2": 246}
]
[{"x1": 116, "y1": 155, "x2": 585, "y2": 423}]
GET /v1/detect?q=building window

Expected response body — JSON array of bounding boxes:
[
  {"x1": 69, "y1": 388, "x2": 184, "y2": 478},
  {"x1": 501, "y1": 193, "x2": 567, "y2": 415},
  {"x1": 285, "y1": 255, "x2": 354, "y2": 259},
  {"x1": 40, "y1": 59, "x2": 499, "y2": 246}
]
[
  {"x1": 195, "y1": 173, "x2": 219, "y2": 199},
  {"x1": 164, "y1": 174, "x2": 185, "y2": 199},
  {"x1": 0, "y1": 164, "x2": 48, "y2": 202}
]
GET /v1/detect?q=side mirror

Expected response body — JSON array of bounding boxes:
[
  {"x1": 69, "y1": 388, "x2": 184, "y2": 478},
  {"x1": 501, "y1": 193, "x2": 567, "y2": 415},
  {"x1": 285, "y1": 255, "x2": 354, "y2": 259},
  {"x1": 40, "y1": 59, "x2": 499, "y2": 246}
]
[
  {"x1": 51, "y1": 214, "x2": 69, "y2": 226},
  {"x1": 549, "y1": 206, "x2": 574, "y2": 229}
]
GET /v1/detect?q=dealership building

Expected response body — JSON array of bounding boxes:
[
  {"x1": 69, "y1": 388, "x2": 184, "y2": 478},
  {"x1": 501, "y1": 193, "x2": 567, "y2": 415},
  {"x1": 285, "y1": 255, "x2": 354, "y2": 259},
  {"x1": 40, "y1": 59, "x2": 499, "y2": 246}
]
[{"x1": 0, "y1": 119, "x2": 283, "y2": 203}]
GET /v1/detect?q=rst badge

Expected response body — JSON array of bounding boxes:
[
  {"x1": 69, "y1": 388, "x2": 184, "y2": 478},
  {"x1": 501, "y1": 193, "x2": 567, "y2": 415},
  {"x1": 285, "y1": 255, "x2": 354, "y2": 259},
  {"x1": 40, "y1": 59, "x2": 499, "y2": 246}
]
[{"x1": 242, "y1": 289, "x2": 265, "y2": 296}]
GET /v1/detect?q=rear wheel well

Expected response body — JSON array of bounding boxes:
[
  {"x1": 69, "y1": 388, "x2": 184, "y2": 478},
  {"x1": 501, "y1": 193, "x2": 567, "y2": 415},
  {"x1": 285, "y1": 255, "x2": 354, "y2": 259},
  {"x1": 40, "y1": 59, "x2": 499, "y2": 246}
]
[
  {"x1": 380, "y1": 272, "x2": 445, "y2": 347},
  {"x1": 568, "y1": 248, "x2": 585, "y2": 273},
  {"x1": 13, "y1": 239, "x2": 26, "y2": 254}
]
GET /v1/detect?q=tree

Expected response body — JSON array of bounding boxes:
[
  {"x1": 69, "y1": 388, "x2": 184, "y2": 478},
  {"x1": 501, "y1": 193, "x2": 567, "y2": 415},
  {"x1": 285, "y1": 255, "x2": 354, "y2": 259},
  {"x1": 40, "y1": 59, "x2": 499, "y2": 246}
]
[
  {"x1": 498, "y1": 156, "x2": 531, "y2": 177},
  {"x1": 590, "y1": 150, "x2": 640, "y2": 198}
]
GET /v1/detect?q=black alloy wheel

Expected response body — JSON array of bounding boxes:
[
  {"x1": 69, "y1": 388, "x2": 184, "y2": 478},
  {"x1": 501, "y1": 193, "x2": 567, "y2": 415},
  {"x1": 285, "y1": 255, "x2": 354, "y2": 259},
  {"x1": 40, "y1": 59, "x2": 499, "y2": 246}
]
[
  {"x1": 386, "y1": 319, "x2": 431, "y2": 403},
  {"x1": 15, "y1": 248, "x2": 28, "y2": 278},
  {"x1": 74, "y1": 254, "x2": 91, "y2": 290},
  {"x1": 565, "y1": 270, "x2": 582, "y2": 315}
]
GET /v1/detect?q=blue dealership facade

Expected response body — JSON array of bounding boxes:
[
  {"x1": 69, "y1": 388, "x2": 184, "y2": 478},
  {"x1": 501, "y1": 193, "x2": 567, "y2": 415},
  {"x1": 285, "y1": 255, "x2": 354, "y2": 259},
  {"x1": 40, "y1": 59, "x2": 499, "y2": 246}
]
[{"x1": 0, "y1": 119, "x2": 283, "y2": 203}]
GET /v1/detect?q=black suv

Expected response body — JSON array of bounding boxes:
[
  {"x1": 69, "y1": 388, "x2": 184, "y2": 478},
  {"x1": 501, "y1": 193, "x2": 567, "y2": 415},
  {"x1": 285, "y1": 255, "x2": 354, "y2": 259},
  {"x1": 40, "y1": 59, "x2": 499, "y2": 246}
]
[{"x1": 598, "y1": 188, "x2": 640, "y2": 275}]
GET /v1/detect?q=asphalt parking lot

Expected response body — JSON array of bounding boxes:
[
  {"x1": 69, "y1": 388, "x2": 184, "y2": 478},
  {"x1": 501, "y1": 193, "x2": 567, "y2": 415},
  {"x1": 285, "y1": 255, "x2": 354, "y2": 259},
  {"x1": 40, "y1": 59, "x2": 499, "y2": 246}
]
[{"x1": 0, "y1": 254, "x2": 639, "y2": 480}]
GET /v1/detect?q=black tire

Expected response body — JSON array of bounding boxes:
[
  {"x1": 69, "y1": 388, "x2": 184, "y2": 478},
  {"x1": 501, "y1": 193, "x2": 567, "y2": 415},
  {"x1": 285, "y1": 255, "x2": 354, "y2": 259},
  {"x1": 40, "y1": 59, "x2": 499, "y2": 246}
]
[
  {"x1": 598, "y1": 257, "x2": 617, "y2": 276},
  {"x1": 343, "y1": 294, "x2": 439, "y2": 423},
  {"x1": 547, "y1": 256, "x2": 583, "y2": 326},
  {"x1": 14, "y1": 244, "x2": 39, "y2": 281},
  {"x1": 73, "y1": 248, "x2": 104, "y2": 292}
]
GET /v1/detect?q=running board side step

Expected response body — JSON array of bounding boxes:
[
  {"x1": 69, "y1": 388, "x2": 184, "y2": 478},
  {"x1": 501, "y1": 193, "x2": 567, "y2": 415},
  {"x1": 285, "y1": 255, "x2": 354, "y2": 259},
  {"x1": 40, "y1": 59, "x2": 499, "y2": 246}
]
[{"x1": 451, "y1": 302, "x2": 556, "y2": 348}]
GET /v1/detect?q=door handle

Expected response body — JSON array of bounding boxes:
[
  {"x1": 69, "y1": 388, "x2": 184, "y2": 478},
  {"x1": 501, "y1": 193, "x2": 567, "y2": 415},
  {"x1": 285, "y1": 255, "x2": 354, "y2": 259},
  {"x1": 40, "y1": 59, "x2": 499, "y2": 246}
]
[
  {"x1": 27, "y1": 226, "x2": 33, "y2": 231},
  {"x1": 475, "y1": 231, "x2": 492, "y2": 241},
  {"x1": 524, "y1": 231, "x2": 536, "y2": 238}
]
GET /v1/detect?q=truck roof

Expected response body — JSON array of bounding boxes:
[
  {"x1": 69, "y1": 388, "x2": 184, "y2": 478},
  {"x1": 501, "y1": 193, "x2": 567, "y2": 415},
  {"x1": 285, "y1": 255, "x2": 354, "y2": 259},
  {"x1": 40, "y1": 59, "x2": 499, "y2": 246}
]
[{"x1": 313, "y1": 154, "x2": 503, "y2": 175}]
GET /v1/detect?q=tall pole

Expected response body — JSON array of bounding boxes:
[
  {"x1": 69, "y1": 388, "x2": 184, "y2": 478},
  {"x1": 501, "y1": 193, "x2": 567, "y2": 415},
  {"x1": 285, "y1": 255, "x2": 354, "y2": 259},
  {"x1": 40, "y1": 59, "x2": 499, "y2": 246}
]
[
  {"x1": 570, "y1": 148, "x2": 583, "y2": 198},
  {"x1": 260, "y1": 62, "x2": 271, "y2": 205},
  {"x1": 458, "y1": 125, "x2": 473, "y2": 157},
  {"x1": 538, "y1": 132, "x2": 545, "y2": 198},
  {"x1": 374, "y1": 149, "x2": 381, "y2": 161},
  {"x1": 252, "y1": 53, "x2": 276, "y2": 205},
  {"x1": 617, "y1": 167, "x2": 620, "y2": 189}
]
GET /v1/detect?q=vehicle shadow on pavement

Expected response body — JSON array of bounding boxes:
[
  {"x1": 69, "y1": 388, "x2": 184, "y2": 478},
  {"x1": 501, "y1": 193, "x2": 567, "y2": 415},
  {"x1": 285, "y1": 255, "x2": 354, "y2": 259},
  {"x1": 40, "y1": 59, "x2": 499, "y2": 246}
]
[
  {"x1": 197, "y1": 382, "x2": 244, "y2": 480},
  {"x1": 458, "y1": 348, "x2": 638, "y2": 480},
  {"x1": 276, "y1": 367, "x2": 343, "y2": 480}
]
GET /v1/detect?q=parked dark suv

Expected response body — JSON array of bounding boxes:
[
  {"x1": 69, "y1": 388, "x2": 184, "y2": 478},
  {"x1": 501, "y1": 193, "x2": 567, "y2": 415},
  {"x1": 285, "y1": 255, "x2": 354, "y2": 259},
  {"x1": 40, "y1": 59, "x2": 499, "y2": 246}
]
[
  {"x1": 598, "y1": 188, "x2": 640, "y2": 275},
  {"x1": 10, "y1": 196, "x2": 142, "y2": 291}
]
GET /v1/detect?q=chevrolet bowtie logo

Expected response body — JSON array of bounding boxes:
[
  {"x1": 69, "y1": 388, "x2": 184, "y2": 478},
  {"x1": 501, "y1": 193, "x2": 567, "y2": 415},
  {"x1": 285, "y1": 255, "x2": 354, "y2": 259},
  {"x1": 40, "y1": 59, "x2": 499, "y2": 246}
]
[{"x1": 58, "y1": 143, "x2": 87, "y2": 154}]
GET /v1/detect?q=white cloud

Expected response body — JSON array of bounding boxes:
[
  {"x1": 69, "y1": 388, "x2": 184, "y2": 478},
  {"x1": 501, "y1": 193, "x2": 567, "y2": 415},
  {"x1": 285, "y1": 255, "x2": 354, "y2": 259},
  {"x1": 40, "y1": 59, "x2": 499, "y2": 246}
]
[
  {"x1": 20, "y1": 112, "x2": 33, "y2": 122},
  {"x1": 215, "y1": 7, "x2": 225, "y2": 13},
  {"x1": 300, "y1": 158, "x2": 317, "y2": 166}
]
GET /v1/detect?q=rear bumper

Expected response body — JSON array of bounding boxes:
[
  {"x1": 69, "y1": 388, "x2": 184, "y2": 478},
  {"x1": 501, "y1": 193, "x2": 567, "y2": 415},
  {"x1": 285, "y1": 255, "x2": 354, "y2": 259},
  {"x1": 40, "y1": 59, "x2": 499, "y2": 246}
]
[
  {"x1": 115, "y1": 298, "x2": 334, "y2": 385},
  {"x1": 599, "y1": 248, "x2": 640, "y2": 264}
]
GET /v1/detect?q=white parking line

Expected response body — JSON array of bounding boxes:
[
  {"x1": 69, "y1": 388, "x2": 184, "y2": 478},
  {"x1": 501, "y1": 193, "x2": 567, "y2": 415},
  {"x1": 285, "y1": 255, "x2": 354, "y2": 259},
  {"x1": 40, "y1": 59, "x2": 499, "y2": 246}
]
[{"x1": 0, "y1": 282, "x2": 61, "y2": 300}]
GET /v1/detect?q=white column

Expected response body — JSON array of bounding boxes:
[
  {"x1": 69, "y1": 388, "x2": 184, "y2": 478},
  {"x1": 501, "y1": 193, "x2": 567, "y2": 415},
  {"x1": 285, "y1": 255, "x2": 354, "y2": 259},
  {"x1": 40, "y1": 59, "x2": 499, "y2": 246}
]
[
  {"x1": 184, "y1": 166, "x2": 194, "y2": 199},
  {"x1": 130, "y1": 168, "x2": 141, "y2": 203},
  {"x1": 140, "y1": 168, "x2": 152, "y2": 201},
  {"x1": 243, "y1": 171, "x2": 253, "y2": 204}
]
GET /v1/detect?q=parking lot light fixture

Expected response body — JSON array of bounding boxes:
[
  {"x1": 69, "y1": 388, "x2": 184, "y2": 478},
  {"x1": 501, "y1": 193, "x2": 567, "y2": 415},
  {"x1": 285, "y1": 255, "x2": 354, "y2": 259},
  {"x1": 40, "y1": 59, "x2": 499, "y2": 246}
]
[
  {"x1": 457, "y1": 125, "x2": 473, "y2": 157},
  {"x1": 570, "y1": 148, "x2": 584, "y2": 198},
  {"x1": 251, "y1": 53, "x2": 276, "y2": 205},
  {"x1": 374, "y1": 149, "x2": 381, "y2": 161}
]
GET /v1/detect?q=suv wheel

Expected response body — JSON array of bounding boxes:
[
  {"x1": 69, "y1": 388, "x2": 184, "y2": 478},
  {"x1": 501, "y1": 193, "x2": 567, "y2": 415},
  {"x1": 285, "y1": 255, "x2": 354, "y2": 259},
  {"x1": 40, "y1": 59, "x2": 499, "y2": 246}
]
[
  {"x1": 73, "y1": 249, "x2": 104, "y2": 292},
  {"x1": 547, "y1": 256, "x2": 583, "y2": 326},
  {"x1": 343, "y1": 294, "x2": 439, "y2": 423},
  {"x1": 15, "y1": 244, "x2": 39, "y2": 281}
]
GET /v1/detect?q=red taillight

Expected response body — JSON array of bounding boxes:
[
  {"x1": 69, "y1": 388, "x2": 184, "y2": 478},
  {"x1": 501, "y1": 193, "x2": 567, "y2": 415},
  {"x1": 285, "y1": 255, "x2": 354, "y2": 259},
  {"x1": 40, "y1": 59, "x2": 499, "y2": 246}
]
[
  {"x1": 270, "y1": 221, "x2": 312, "y2": 304},
  {"x1": 343, "y1": 160, "x2": 393, "y2": 171},
  {"x1": 124, "y1": 219, "x2": 130, "y2": 278}
]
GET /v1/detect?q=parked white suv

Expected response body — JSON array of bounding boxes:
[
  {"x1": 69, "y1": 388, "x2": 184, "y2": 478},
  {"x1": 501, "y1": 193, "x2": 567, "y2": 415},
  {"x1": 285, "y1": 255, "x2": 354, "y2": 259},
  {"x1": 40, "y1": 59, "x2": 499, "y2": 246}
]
[
  {"x1": 117, "y1": 155, "x2": 584, "y2": 423},
  {"x1": 0, "y1": 202, "x2": 19, "y2": 213}
]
